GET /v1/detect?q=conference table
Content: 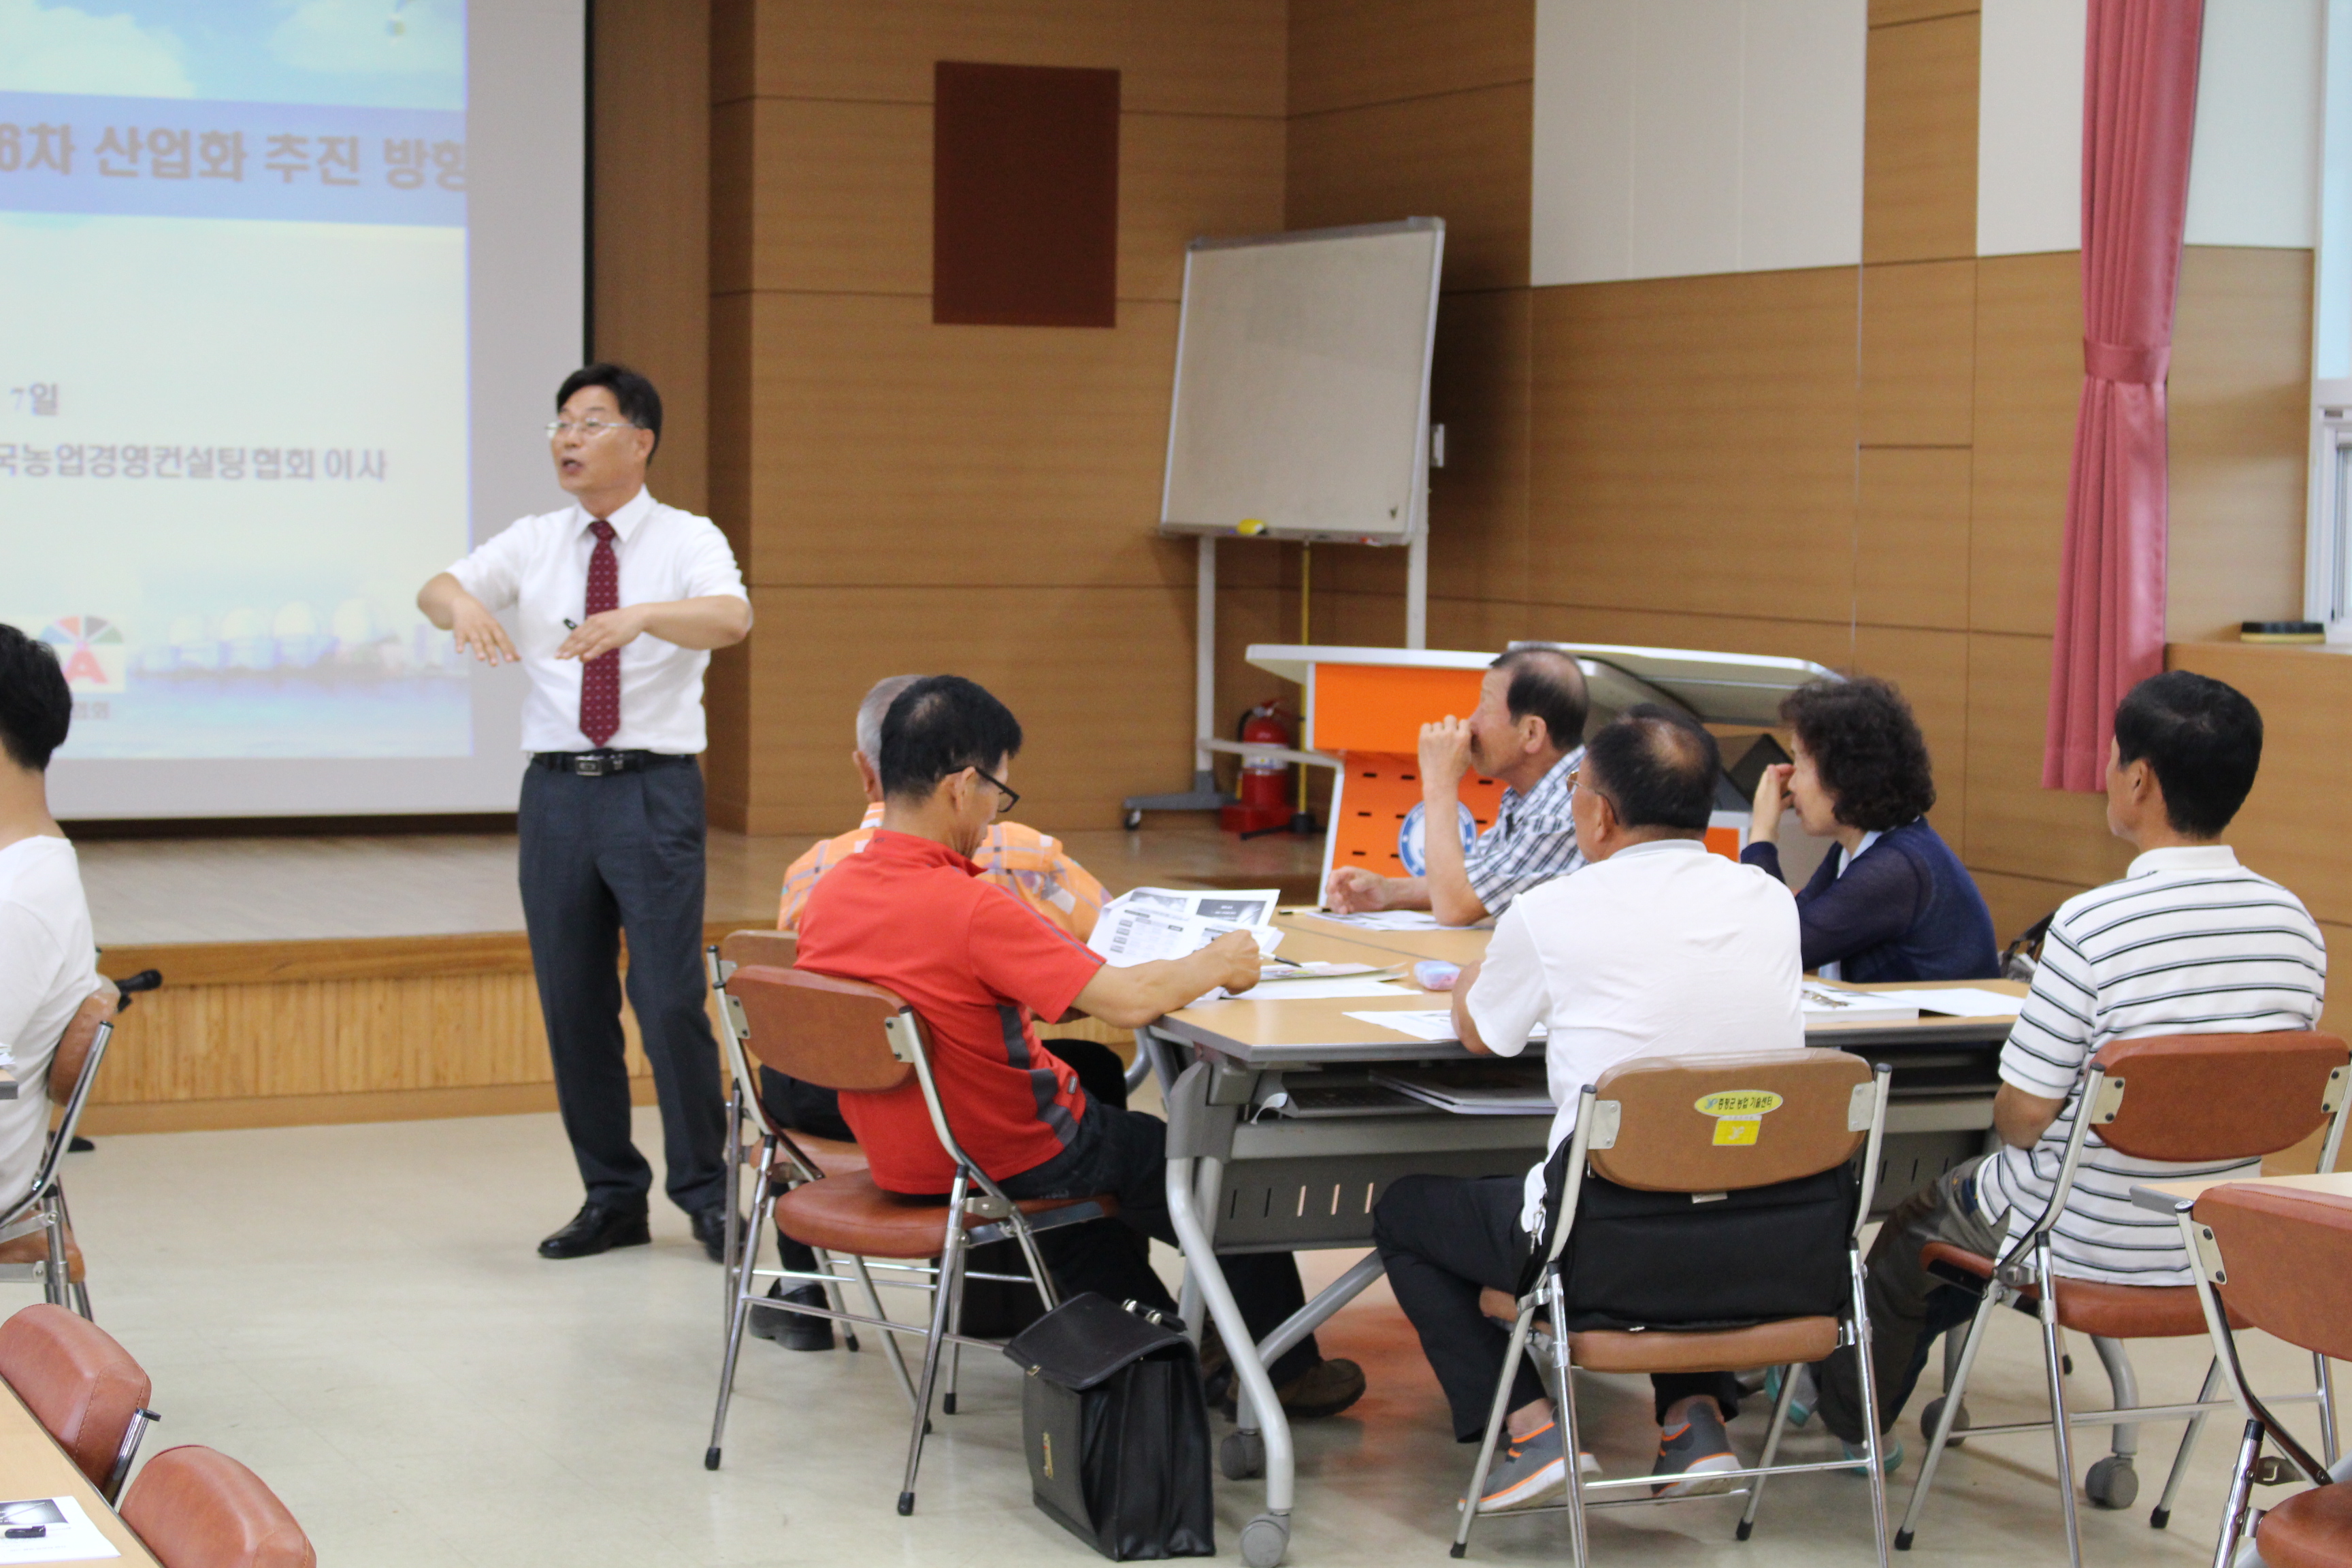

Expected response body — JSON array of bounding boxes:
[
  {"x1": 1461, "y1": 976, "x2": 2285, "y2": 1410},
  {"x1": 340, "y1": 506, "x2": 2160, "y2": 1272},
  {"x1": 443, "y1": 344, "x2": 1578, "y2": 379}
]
[
  {"x1": 1137, "y1": 907, "x2": 2027, "y2": 1567},
  {"x1": 0, "y1": 1379, "x2": 159, "y2": 1565}
]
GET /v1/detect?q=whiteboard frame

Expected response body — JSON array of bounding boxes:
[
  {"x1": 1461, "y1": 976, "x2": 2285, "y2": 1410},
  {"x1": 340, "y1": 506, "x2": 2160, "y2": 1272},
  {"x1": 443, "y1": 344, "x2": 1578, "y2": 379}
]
[{"x1": 1156, "y1": 217, "x2": 1445, "y2": 546}]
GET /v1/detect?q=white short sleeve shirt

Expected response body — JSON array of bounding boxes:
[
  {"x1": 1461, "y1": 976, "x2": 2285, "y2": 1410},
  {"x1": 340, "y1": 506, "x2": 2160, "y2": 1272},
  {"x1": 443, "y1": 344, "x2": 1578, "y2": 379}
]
[
  {"x1": 446, "y1": 487, "x2": 749, "y2": 754},
  {"x1": 0, "y1": 836, "x2": 97, "y2": 1208},
  {"x1": 1466, "y1": 838, "x2": 1806, "y2": 1232}
]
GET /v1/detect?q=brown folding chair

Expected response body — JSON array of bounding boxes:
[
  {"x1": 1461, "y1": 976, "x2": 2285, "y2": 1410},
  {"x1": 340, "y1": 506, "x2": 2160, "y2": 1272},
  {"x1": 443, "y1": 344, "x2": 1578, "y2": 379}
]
[
  {"x1": 702, "y1": 962, "x2": 1116, "y2": 1516},
  {"x1": 120, "y1": 1446, "x2": 316, "y2": 1568},
  {"x1": 0, "y1": 985, "x2": 120, "y2": 1318},
  {"x1": 2157, "y1": 1183, "x2": 2352, "y2": 1568},
  {"x1": 1454, "y1": 1048, "x2": 1895, "y2": 1565},
  {"x1": 0, "y1": 1303, "x2": 156, "y2": 1501},
  {"x1": 1895, "y1": 1032, "x2": 2350, "y2": 1567}
]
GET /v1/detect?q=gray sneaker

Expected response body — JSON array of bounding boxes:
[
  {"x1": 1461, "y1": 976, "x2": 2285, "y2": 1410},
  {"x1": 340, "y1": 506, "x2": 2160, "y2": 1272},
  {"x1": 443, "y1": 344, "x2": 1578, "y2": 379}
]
[
  {"x1": 1470, "y1": 1422, "x2": 1584, "y2": 1513},
  {"x1": 1650, "y1": 1403, "x2": 1741, "y2": 1498}
]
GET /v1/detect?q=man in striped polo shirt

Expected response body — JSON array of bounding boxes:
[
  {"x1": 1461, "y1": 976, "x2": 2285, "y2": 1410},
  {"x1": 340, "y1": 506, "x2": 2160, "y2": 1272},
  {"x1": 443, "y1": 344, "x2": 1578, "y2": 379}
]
[{"x1": 1808, "y1": 670, "x2": 2325, "y2": 1460}]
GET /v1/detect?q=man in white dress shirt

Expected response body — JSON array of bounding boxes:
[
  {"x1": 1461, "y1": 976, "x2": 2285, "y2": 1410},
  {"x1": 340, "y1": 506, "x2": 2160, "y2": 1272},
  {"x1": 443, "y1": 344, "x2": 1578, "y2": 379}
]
[
  {"x1": 1372, "y1": 706, "x2": 1803, "y2": 1512},
  {"x1": 0, "y1": 626, "x2": 103, "y2": 1215},
  {"x1": 417, "y1": 364, "x2": 753, "y2": 1262}
]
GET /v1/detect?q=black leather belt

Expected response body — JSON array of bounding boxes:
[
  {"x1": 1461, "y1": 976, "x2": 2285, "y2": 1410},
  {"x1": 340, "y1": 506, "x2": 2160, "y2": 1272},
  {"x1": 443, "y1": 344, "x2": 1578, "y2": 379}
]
[{"x1": 531, "y1": 750, "x2": 692, "y2": 777}]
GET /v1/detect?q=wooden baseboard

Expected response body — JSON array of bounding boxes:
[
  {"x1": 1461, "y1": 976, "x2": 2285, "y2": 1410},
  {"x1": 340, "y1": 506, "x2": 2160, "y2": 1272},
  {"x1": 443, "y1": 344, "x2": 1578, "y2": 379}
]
[
  {"x1": 104, "y1": 921, "x2": 760, "y2": 987},
  {"x1": 78, "y1": 1077, "x2": 657, "y2": 1136}
]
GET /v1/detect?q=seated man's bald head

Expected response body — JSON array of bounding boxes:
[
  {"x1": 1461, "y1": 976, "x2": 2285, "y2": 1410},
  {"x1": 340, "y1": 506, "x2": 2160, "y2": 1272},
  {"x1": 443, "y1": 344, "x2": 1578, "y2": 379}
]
[{"x1": 1582, "y1": 704, "x2": 1720, "y2": 834}]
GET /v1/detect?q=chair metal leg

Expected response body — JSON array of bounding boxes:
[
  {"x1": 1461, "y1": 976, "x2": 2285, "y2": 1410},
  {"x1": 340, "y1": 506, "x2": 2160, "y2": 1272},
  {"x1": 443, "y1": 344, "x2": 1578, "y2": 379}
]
[
  {"x1": 41, "y1": 1194, "x2": 68, "y2": 1310},
  {"x1": 1545, "y1": 1271, "x2": 1590, "y2": 1568},
  {"x1": 1851, "y1": 1247, "x2": 1895, "y2": 1568},
  {"x1": 811, "y1": 1245, "x2": 859, "y2": 1352},
  {"x1": 2213, "y1": 1418, "x2": 2266, "y2": 1568},
  {"x1": 1737, "y1": 1362, "x2": 1803, "y2": 1541},
  {"x1": 941, "y1": 1255, "x2": 970, "y2": 1415},
  {"x1": 1897, "y1": 1285, "x2": 1998, "y2": 1550},
  {"x1": 898, "y1": 1195, "x2": 967, "y2": 1516},
  {"x1": 2317, "y1": 1352, "x2": 2340, "y2": 1468},
  {"x1": 704, "y1": 1189, "x2": 765, "y2": 1471},
  {"x1": 1450, "y1": 1302, "x2": 1537, "y2": 1559},
  {"x1": 2037, "y1": 1245, "x2": 2087, "y2": 1568},
  {"x1": 849, "y1": 1253, "x2": 921, "y2": 1411},
  {"x1": 2152, "y1": 1358, "x2": 2222, "y2": 1529}
]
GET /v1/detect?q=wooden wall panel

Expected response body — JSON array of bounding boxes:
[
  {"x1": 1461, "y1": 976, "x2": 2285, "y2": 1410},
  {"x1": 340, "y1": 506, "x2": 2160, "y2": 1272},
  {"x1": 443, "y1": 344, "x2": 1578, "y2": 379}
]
[
  {"x1": 736, "y1": 293, "x2": 1188, "y2": 589},
  {"x1": 1963, "y1": 631, "x2": 2136, "y2": 888},
  {"x1": 738, "y1": 584, "x2": 1198, "y2": 836},
  {"x1": 1972, "y1": 868, "x2": 2095, "y2": 948},
  {"x1": 742, "y1": 0, "x2": 1286, "y2": 116},
  {"x1": 1861, "y1": 259, "x2": 1976, "y2": 446},
  {"x1": 1526, "y1": 268, "x2": 1861, "y2": 623},
  {"x1": 1120, "y1": 113, "x2": 1288, "y2": 302},
  {"x1": 2168, "y1": 642, "x2": 2352, "y2": 926},
  {"x1": 2168, "y1": 246, "x2": 2315, "y2": 641},
  {"x1": 1857, "y1": 447, "x2": 1970, "y2": 630},
  {"x1": 1286, "y1": 84, "x2": 1533, "y2": 293},
  {"x1": 591, "y1": 0, "x2": 712, "y2": 516},
  {"x1": 1850, "y1": 625, "x2": 1971, "y2": 853},
  {"x1": 738, "y1": 97, "x2": 932, "y2": 297},
  {"x1": 1863, "y1": 12, "x2": 1979, "y2": 265},
  {"x1": 1426, "y1": 287, "x2": 1534, "y2": 606},
  {"x1": 1288, "y1": 0, "x2": 1534, "y2": 116},
  {"x1": 1870, "y1": 0, "x2": 1978, "y2": 22},
  {"x1": 1969, "y1": 250, "x2": 2082, "y2": 634}
]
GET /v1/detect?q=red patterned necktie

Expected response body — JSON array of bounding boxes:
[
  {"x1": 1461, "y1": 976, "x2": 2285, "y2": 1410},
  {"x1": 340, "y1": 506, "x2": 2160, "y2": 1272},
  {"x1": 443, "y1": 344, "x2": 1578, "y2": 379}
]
[{"x1": 579, "y1": 519, "x2": 620, "y2": 746}]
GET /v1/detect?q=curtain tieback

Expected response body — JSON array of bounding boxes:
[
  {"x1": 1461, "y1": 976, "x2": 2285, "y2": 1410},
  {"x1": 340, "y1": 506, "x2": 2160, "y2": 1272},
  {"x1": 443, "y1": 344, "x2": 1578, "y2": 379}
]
[{"x1": 2083, "y1": 338, "x2": 2169, "y2": 383}]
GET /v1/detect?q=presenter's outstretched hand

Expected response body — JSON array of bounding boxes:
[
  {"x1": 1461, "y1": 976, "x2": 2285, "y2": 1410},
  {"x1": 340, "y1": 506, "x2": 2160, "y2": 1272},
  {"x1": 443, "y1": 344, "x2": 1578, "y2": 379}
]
[
  {"x1": 1324, "y1": 865, "x2": 1390, "y2": 913},
  {"x1": 450, "y1": 595, "x2": 520, "y2": 665},
  {"x1": 1418, "y1": 715, "x2": 1475, "y2": 795},
  {"x1": 1748, "y1": 762, "x2": 1793, "y2": 845},
  {"x1": 557, "y1": 606, "x2": 647, "y2": 662}
]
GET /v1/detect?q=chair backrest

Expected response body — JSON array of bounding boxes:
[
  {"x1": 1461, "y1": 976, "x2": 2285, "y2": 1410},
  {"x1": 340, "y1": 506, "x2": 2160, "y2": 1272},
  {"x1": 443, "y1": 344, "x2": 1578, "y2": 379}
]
[
  {"x1": 1587, "y1": 1049, "x2": 1874, "y2": 1194},
  {"x1": 48, "y1": 989, "x2": 114, "y2": 1108},
  {"x1": 2092, "y1": 1032, "x2": 2348, "y2": 1163},
  {"x1": 2195, "y1": 1183, "x2": 2352, "y2": 1362},
  {"x1": 120, "y1": 1446, "x2": 315, "y2": 1568},
  {"x1": 718, "y1": 928, "x2": 798, "y2": 973},
  {"x1": 725, "y1": 965, "x2": 915, "y2": 1094},
  {"x1": 0, "y1": 1305, "x2": 149, "y2": 1491}
]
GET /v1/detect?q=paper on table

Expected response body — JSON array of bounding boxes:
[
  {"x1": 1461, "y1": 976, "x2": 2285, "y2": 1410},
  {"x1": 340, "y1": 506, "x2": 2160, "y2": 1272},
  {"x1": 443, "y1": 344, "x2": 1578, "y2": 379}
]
[
  {"x1": 1226, "y1": 978, "x2": 1420, "y2": 1001},
  {"x1": 1861, "y1": 987, "x2": 2025, "y2": 1019},
  {"x1": 0, "y1": 1497, "x2": 120, "y2": 1563},
  {"x1": 1800, "y1": 985, "x2": 1919, "y2": 1022},
  {"x1": 1302, "y1": 909, "x2": 1454, "y2": 932},
  {"x1": 1343, "y1": 1009, "x2": 1550, "y2": 1045},
  {"x1": 1090, "y1": 888, "x2": 1284, "y2": 969}
]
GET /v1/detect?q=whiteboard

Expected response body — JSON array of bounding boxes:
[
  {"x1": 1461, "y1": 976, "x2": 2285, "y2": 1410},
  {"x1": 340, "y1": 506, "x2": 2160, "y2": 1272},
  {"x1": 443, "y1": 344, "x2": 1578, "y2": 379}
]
[{"x1": 1160, "y1": 218, "x2": 1443, "y2": 544}]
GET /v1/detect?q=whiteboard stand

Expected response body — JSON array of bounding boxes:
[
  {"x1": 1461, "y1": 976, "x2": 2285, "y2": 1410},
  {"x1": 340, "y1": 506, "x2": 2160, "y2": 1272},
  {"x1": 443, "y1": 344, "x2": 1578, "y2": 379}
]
[{"x1": 1120, "y1": 218, "x2": 1443, "y2": 829}]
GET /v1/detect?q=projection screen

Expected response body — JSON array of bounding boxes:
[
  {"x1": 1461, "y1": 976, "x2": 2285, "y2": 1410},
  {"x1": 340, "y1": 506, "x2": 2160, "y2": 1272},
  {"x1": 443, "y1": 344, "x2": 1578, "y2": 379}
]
[{"x1": 1, "y1": 0, "x2": 585, "y2": 819}]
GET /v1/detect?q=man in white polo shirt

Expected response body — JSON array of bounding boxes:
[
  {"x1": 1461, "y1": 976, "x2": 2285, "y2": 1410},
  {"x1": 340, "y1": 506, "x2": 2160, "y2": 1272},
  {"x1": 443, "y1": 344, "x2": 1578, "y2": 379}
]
[
  {"x1": 1373, "y1": 706, "x2": 1803, "y2": 1512},
  {"x1": 1808, "y1": 670, "x2": 2326, "y2": 1457},
  {"x1": 417, "y1": 363, "x2": 753, "y2": 1263},
  {"x1": 0, "y1": 625, "x2": 101, "y2": 1215}
]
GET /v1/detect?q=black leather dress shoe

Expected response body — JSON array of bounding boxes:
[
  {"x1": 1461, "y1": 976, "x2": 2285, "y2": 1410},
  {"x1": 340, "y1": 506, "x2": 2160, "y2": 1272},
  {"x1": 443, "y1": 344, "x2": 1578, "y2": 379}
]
[
  {"x1": 538, "y1": 1201, "x2": 651, "y2": 1260},
  {"x1": 749, "y1": 1281, "x2": 836, "y2": 1352},
  {"x1": 690, "y1": 1205, "x2": 732, "y2": 1263}
]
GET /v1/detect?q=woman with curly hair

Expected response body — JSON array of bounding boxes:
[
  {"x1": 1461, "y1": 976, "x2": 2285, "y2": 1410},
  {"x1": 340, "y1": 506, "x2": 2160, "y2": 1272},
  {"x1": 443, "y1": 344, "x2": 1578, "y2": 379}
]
[{"x1": 1746, "y1": 675, "x2": 1998, "y2": 982}]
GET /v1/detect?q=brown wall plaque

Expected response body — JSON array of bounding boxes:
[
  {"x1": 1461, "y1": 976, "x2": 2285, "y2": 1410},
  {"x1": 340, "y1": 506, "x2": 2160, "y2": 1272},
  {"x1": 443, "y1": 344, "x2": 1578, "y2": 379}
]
[{"x1": 933, "y1": 61, "x2": 1120, "y2": 327}]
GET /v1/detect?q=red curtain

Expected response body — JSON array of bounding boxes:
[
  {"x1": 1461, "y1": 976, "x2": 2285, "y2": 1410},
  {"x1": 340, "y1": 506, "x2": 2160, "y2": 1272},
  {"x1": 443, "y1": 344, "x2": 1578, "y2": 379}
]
[{"x1": 2042, "y1": 0, "x2": 2206, "y2": 791}]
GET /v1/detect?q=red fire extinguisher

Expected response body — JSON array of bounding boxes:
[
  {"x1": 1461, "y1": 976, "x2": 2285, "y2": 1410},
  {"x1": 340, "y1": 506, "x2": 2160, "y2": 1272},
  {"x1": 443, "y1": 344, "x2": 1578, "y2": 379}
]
[{"x1": 1222, "y1": 702, "x2": 1296, "y2": 834}]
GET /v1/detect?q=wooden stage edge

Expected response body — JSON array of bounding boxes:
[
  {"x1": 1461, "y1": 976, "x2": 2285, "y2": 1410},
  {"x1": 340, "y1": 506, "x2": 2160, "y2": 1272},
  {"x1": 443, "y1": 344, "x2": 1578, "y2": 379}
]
[
  {"x1": 99, "y1": 922, "x2": 758, "y2": 988},
  {"x1": 78, "y1": 1079, "x2": 657, "y2": 1137}
]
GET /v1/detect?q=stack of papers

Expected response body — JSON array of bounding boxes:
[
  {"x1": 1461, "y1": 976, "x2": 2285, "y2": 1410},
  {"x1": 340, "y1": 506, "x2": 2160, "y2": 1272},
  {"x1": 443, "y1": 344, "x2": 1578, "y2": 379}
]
[
  {"x1": 1801, "y1": 985, "x2": 1920, "y2": 1023},
  {"x1": 1371, "y1": 1063, "x2": 1556, "y2": 1115},
  {"x1": 1859, "y1": 987, "x2": 2026, "y2": 1019},
  {"x1": 1090, "y1": 887, "x2": 1284, "y2": 966},
  {"x1": 1232, "y1": 977, "x2": 1420, "y2": 1001},
  {"x1": 1301, "y1": 909, "x2": 1458, "y2": 932},
  {"x1": 0, "y1": 1497, "x2": 118, "y2": 1563},
  {"x1": 1342, "y1": 1009, "x2": 1550, "y2": 1045}
]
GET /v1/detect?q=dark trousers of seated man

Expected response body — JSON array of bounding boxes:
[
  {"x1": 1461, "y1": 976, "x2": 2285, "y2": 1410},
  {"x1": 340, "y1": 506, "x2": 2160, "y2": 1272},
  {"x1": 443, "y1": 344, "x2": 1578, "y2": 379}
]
[
  {"x1": 1813, "y1": 1155, "x2": 2003, "y2": 1445},
  {"x1": 763, "y1": 1045, "x2": 1320, "y2": 1382},
  {"x1": 1375, "y1": 1174, "x2": 1742, "y2": 1441}
]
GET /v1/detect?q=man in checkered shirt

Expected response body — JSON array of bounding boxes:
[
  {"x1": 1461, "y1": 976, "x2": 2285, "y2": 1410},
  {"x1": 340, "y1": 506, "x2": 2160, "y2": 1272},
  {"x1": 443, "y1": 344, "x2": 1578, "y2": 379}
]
[{"x1": 1324, "y1": 647, "x2": 1589, "y2": 925}]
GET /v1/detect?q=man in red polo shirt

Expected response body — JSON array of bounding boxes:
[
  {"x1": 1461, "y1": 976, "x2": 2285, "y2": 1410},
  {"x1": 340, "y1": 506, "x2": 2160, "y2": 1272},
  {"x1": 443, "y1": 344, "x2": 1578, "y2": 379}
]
[{"x1": 796, "y1": 674, "x2": 1365, "y2": 1418}]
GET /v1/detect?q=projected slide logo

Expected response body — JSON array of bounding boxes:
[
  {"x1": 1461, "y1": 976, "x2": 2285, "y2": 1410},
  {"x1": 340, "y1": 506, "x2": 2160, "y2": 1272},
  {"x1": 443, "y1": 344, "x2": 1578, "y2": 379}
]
[{"x1": 37, "y1": 617, "x2": 127, "y2": 694}]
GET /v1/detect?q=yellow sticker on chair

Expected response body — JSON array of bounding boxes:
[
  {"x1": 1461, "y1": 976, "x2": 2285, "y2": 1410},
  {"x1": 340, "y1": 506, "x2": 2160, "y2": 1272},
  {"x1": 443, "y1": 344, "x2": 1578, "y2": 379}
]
[{"x1": 1696, "y1": 1090, "x2": 1781, "y2": 1146}]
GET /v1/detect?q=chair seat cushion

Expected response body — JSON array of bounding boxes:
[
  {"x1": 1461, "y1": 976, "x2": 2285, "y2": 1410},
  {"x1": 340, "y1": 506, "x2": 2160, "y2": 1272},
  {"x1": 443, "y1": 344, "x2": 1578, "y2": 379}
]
[
  {"x1": 773, "y1": 1170, "x2": 1116, "y2": 1259},
  {"x1": 2259, "y1": 1481, "x2": 2352, "y2": 1568},
  {"x1": 0, "y1": 1224, "x2": 84, "y2": 1284},
  {"x1": 1570, "y1": 1317, "x2": 1842, "y2": 1374},
  {"x1": 1919, "y1": 1242, "x2": 2245, "y2": 1336},
  {"x1": 770, "y1": 1135, "x2": 867, "y2": 1181}
]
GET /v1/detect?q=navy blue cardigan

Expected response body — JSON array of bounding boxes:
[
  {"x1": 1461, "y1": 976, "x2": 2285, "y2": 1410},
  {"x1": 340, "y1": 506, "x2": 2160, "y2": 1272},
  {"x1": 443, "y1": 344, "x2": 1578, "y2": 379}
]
[{"x1": 1741, "y1": 819, "x2": 1999, "y2": 983}]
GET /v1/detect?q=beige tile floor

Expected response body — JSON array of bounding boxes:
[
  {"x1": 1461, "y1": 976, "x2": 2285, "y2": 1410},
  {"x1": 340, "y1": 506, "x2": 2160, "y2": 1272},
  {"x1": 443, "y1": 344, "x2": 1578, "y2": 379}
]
[{"x1": 46, "y1": 1105, "x2": 2338, "y2": 1568}]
